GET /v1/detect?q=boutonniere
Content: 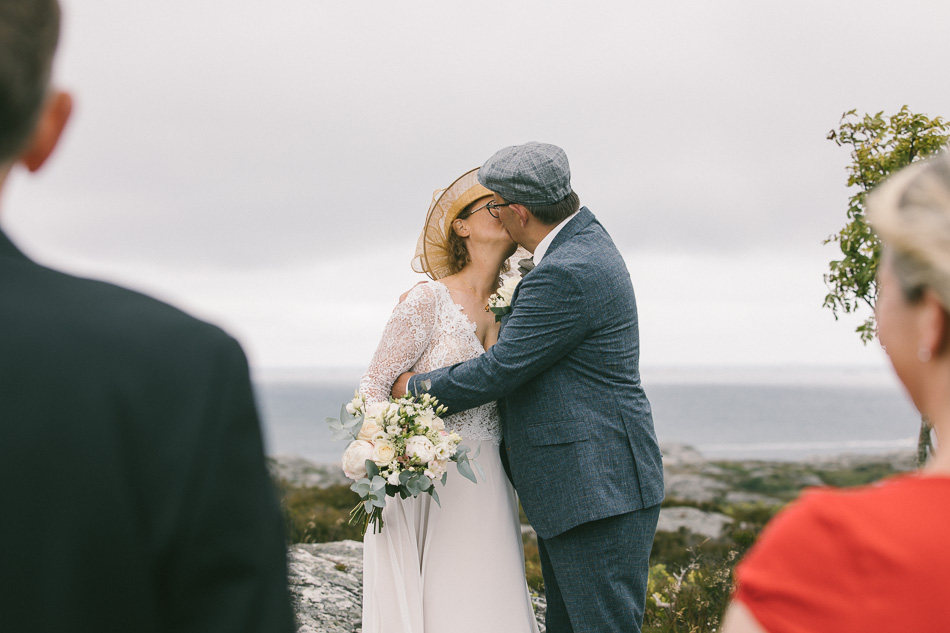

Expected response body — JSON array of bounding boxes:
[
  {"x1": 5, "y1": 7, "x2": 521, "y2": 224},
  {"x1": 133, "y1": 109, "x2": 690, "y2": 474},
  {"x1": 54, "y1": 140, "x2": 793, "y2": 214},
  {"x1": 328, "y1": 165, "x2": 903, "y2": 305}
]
[{"x1": 486, "y1": 276, "x2": 520, "y2": 322}]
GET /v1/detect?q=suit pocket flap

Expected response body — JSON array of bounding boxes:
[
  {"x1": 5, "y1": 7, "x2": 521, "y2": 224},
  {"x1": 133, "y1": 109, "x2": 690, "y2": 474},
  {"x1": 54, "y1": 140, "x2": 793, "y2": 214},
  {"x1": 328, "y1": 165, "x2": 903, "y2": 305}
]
[{"x1": 526, "y1": 420, "x2": 591, "y2": 446}]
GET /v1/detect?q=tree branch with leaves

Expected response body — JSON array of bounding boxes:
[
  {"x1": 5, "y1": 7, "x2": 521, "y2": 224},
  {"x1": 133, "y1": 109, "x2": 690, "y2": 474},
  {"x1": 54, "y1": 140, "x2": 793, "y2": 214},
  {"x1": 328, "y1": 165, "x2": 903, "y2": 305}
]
[{"x1": 824, "y1": 106, "x2": 949, "y2": 464}]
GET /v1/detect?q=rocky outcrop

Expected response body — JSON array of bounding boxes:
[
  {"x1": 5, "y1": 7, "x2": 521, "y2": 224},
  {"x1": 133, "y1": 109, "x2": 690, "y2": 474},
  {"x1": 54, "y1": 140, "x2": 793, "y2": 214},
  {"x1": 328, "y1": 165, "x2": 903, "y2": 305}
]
[
  {"x1": 657, "y1": 506, "x2": 733, "y2": 539},
  {"x1": 289, "y1": 542, "x2": 363, "y2": 633},
  {"x1": 288, "y1": 541, "x2": 547, "y2": 633},
  {"x1": 278, "y1": 445, "x2": 916, "y2": 631},
  {"x1": 269, "y1": 456, "x2": 349, "y2": 488}
]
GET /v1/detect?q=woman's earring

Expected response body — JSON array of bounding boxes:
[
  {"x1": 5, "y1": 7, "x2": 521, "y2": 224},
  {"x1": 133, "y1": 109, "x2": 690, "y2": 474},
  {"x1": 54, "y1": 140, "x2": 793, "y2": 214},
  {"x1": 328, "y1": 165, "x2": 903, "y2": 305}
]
[{"x1": 918, "y1": 348, "x2": 933, "y2": 363}]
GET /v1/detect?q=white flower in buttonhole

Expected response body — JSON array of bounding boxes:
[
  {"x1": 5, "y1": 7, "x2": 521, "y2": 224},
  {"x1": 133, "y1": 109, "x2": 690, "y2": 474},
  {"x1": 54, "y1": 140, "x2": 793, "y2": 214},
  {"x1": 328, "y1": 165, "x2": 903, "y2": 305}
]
[
  {"x1": 357, "y1": 418, "x2": 382, "y2": 442},
  {"x1": 496, "y1": 276, "x2": 519, "y2": 303},
  {"x1": 341, "y1": 440, "x2": 375, "y2": 480},
  {"x1": 486, "y1": 276, "x2": 520, "y2": 322},
  {"x1": 405, "y1": 435, "x2": 436, "y2": 463},
  {"x1": 372, "y1": 439, "x2": 397, "y2": 466}
]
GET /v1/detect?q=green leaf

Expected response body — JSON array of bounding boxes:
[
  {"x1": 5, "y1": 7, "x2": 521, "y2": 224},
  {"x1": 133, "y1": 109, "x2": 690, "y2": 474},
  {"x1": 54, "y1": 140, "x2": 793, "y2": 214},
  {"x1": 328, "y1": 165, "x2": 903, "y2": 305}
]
[{"x1": 365, "y1": 460, "x2": 379, "y2": 479}]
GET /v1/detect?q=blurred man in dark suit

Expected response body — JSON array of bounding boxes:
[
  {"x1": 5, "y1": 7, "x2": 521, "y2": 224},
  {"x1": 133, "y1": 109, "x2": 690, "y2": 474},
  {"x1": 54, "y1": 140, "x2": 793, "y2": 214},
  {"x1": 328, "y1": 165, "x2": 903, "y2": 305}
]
[{"x1": 0, "y1": 2, "x2": 296, "y2": 631}]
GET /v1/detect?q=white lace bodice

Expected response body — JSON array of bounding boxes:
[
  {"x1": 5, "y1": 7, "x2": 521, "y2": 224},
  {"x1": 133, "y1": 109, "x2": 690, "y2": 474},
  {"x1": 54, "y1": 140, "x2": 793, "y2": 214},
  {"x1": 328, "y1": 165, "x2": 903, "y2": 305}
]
[{"x1": 358, "y1": 281, "x2": 501, "y2": 444}]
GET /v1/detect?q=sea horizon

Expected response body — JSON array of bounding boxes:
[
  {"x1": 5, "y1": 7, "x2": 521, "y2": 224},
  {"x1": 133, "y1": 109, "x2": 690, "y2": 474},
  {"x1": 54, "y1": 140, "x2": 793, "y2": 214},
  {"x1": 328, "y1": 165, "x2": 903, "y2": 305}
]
[{"x1": 252, "y1": 363, "x2": 919, "y2": 465}]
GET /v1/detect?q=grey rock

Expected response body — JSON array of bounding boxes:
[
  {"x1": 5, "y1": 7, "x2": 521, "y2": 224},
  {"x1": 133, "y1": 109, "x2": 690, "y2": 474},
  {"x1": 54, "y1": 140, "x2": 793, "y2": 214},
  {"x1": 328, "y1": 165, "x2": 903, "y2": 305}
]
[
  {"x1": 664, "y1": 472, "x2": 728, "y2": 503},
  {"x1": 289, "y1": 541, "x2": 363, "y2": 633},
  {"x1": 657, "y1": 507, "x2": 733, "y2": 539},
  {"x1": 270, "y1": 456, "x2": 349, "y2": 488},
  {"x1": 660, "y1": 443, "x2": 706, "y2": 468},
  {"x1": 287, "y1": 541, "x2": 546, "y2": 633}
]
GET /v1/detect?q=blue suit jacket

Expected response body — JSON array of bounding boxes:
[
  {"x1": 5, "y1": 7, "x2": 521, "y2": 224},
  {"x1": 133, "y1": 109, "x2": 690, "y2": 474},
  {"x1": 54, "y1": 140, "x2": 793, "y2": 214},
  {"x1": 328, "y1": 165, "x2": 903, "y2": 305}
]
[{"x1": 408, "y1": 207, "x2": 664, "y2": 538}]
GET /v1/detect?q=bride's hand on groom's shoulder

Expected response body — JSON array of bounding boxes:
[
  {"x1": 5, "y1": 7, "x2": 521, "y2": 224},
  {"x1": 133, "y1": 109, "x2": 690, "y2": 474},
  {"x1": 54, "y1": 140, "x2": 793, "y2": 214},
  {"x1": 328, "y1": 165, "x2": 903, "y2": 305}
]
[
  {"x1": 397, "y1": 282, "x2": 427, "y2": 306},
  {"x1": 391, "y1": 372, "x2": 415, "y2": 398}
]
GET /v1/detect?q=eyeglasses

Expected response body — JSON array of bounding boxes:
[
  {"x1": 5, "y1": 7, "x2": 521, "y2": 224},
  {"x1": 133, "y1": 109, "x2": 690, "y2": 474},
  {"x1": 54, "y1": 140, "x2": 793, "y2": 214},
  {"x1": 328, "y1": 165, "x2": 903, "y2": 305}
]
[{"x1": 472, "y1": 200, "x2": 513, "y2": 218}]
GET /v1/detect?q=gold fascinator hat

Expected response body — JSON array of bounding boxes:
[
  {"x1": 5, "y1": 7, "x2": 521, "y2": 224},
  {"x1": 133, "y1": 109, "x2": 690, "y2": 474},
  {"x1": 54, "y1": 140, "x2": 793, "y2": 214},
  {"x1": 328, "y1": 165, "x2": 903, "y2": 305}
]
[{"x1": 411, "y1": 167, "x2": 491, "y2": 280}]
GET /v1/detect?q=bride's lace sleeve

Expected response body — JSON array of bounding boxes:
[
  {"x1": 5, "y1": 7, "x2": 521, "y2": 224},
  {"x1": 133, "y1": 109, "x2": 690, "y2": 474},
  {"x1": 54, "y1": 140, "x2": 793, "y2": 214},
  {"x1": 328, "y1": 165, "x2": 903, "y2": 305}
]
[{"x1": 358, "y1": 283, "x2": 438, "y2": 403}]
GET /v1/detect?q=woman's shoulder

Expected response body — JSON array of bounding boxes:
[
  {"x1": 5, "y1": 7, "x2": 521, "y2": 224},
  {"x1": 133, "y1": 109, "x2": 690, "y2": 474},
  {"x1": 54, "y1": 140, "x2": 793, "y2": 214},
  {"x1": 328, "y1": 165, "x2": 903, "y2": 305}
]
[
  {"x1": 750, "y1": 473, "x2": 950, "y2": 547},
  {"x1": 400, "y1": 280, "x2": 444, "y2": 305},
  {"x1": 734, "y1": 473, "x2": 950, "y2": 631}
]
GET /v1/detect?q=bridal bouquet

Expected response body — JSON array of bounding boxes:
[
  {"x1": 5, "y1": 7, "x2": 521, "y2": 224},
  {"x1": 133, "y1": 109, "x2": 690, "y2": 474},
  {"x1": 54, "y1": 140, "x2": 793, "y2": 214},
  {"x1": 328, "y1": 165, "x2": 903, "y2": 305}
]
[{"x1": 327, "y1": 388, "x2": 480, "y2": 534}]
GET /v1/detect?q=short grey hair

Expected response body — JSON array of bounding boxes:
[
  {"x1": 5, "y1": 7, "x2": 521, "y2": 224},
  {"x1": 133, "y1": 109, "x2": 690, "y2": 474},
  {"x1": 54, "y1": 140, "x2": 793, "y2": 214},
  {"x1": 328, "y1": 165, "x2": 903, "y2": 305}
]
[{"x1": 0, "y1": 0, "x2": 60, "y2": 162}]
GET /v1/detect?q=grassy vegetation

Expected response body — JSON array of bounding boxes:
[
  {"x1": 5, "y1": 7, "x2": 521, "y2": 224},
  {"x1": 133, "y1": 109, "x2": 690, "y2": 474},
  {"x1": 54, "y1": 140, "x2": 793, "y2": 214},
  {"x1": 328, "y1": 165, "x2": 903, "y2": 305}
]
[{"x1": 276, "y1": 456, "x2": 908, "y2": 632}]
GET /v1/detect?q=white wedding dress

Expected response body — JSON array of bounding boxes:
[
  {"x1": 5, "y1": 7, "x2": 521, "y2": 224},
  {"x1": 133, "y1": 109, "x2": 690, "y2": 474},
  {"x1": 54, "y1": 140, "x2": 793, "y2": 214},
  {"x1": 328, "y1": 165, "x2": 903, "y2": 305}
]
[{"x1": 358, "y1": 280, "x2": 539, "y2": 633}]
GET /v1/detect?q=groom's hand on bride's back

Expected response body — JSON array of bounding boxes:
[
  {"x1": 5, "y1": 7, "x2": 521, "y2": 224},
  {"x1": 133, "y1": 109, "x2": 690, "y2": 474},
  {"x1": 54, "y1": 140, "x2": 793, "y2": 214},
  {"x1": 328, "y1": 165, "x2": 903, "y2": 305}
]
[{"x1": 392, "y1": 372, "x2": 415, "y2": 398}]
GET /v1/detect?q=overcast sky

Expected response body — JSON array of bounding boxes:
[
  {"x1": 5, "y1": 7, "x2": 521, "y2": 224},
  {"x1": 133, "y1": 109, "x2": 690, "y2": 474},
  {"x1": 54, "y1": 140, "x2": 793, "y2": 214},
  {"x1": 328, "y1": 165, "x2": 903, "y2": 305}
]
[{"x1": 4, "y1": 0, "x2": 948, "y2": 375}]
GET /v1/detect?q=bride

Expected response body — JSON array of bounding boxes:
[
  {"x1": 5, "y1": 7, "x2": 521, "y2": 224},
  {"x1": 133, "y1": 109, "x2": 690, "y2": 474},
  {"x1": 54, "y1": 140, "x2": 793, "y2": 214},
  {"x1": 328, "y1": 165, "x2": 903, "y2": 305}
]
[{"x1": 358, "y1": 168, "x2": 540, "y2": 632}]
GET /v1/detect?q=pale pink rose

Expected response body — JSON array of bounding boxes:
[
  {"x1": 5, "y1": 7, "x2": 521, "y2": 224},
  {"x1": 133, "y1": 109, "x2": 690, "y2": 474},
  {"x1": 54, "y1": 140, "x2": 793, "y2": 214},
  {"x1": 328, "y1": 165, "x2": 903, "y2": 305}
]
[
  {"x1": 341, "y1": 440, "x2": 374, "y2": 480},
  {"x1": 357, "y1": 419, "x2": 382, "y2": 442},
  {"x1": 404, "y1": 435, "x2": 435, "y2": 464}
]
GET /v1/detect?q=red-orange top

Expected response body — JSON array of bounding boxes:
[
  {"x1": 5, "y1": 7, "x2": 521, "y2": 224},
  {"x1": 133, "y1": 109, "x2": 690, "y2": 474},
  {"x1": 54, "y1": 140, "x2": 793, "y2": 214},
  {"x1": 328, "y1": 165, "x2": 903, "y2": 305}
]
[{"x1": 734, "y1": 473, "x2": 950, "y2": 633}]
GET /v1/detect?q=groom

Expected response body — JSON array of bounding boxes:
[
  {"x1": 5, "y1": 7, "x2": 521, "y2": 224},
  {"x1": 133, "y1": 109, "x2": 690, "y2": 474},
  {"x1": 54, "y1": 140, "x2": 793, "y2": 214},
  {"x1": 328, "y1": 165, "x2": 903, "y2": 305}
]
[{"x1": 392, "y1": 142, "x2": 664, "y2": 633}]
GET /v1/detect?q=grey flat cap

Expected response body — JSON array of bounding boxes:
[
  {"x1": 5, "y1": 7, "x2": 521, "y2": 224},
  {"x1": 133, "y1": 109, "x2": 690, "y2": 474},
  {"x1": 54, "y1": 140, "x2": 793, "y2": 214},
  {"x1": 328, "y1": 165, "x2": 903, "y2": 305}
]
[{"x1": 477, "y1": 142, "x2": 572, "y2": 205}]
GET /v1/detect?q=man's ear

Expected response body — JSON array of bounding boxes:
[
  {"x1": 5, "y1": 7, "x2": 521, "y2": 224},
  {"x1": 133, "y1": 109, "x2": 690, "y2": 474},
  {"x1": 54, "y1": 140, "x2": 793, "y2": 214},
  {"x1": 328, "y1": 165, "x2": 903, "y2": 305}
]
[
  {"x1": 19, "y1": 90, "x2": 72, "y2": 173},
  {"x1": 510, "y1": 204, "x2": 530, "y2": 228}
]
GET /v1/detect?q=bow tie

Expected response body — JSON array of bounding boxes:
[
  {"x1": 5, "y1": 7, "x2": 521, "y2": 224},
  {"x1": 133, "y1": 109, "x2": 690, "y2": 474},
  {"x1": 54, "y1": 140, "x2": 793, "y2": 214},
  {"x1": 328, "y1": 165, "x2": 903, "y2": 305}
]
[{"x1": 518, "y1": 257, "x2": 535, "y2": 277}]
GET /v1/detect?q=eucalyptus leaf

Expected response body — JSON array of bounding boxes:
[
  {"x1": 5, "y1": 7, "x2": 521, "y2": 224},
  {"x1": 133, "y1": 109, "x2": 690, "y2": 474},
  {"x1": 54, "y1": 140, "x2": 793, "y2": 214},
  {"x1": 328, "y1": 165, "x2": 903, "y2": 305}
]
[
  {"x1": 365, "y1": 460, "x2": 379, "y2": 479},
  {"x1": 457, "y1": 458, "x2": 477, "y2": 484},
  {"x1": 430, "y1": 487, "x2": 441, "y2": 507}
]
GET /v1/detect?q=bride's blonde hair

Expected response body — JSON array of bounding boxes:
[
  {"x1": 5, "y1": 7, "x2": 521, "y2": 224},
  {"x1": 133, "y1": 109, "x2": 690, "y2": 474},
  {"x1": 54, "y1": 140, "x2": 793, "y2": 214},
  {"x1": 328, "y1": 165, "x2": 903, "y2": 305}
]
[{"x1": 868, "y1": 151, "x2": 950, "y2": 307}]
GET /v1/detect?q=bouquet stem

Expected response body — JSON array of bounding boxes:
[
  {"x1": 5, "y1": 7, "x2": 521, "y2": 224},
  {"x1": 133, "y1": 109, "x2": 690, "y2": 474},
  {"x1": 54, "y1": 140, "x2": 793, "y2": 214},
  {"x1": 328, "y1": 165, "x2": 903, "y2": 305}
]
[{"x1": 348, "y1": 502, "x2": 384, "y2": 535}]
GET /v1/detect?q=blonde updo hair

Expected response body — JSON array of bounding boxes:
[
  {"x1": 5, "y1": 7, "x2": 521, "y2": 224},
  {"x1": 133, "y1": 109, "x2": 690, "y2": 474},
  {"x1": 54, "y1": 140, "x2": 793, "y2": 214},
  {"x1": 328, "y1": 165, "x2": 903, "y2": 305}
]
[{"x1": 868, "y1": 152, "x2": 950, "y2": 308}]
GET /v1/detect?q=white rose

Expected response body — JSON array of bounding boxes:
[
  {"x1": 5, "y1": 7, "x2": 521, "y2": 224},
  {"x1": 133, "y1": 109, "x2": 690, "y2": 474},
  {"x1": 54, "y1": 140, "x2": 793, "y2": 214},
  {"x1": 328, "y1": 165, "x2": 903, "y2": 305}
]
[
  {"x1": 429, "y1": 416, "x2": 445, "y2": 432},
  {"x1": 404, "y1": 435, "x2": 435, "y2": 464},
  {"x1": 496, "y1": 277, "x2": 520, "y2": 303},
  {"x1": 372, "y1": 440, "x2": 397, "y2": 466},
  {"x1": 365, "y1": 401, "x2": 388, "y2": 421},
  {"x1": 357, "y1": 418, "x2": 382, "y2": 442},
  {"x1": 345, "y1": 402, "x2": 358, "y2": 415},
  {"x1": 387, "y1": 470, "x2": 402, "y2": 486},
  {"x1": 341, "y1": 440, "x2": 375, "y2": 480}
]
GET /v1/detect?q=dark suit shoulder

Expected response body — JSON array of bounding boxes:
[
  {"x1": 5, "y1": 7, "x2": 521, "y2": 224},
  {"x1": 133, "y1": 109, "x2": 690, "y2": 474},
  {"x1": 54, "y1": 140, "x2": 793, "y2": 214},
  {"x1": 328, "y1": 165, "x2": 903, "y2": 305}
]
[{"x1": 1, "y1": 259, "x2": 243, "y2": 384}]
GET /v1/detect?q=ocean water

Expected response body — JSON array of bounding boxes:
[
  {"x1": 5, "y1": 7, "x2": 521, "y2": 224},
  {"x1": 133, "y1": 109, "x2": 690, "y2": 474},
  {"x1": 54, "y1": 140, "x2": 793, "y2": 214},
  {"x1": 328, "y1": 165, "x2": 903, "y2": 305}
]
[{"x1": 253, "y1": 367, "x2": 921, "y2": 464}]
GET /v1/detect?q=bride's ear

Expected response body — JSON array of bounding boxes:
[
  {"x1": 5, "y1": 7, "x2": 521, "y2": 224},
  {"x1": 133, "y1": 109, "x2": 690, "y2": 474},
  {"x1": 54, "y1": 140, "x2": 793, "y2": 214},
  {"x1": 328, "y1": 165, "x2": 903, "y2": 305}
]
[{"x1": 452, "y1": 218, "x2": 470, "y2": 237}]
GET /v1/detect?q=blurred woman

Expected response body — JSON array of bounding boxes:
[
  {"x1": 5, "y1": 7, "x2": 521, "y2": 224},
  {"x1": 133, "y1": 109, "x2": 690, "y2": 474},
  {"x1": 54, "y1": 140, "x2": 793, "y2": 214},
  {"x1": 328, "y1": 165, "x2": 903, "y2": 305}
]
[
  {"x1": 723, "y1": 152, "x2": 950, "y2": 632},
  {"x1": 357, "y1": 168, "x2": 538, "y2": 633}
]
